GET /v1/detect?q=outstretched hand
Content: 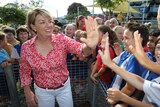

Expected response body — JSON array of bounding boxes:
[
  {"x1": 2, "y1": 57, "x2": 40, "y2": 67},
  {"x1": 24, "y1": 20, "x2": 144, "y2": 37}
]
[
  {"x1": 80, "y1": 16, "x2": 99, "y2": 50},
  {"x1": 98, "y1": 32, "x2": 113, "y2": 67},
  {"x1": 129, "y1": 31, "x2": 146, "y2": 61}
]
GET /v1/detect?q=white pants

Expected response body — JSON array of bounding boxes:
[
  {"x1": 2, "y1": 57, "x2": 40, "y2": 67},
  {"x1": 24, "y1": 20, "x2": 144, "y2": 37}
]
[{"x1": 34, "y1": 77, "x2": 73, "y2": 107}]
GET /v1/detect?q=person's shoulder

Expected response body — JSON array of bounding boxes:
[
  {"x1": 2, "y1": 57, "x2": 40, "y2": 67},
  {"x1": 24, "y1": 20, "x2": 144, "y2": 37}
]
[
  {"x1": 0, "y1": 49, "x2": 6, "y2": 53},
  {"x1": 120, "y1": 51, "x2": 130, "y2": 58},
  {"x1": 7, "y1": 43, "x2": 14, "y2": 50},
  {"x1": 14, "y1": 43, "x2": 21, "y2": 48},
  {"x1": 51, "y1": 33, "x2": 66, "y2": 40},
  {"x1": 145, "y1": 52, "x2": 155, "y2": 61}
]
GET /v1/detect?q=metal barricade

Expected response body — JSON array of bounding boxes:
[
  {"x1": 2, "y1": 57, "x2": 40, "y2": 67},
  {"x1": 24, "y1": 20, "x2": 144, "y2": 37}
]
[
  {"x1": 0, "y1": 64, "x2": 20, "y2": 107},
  {"x1": 0, "y1": 60, "x2": 112, "y2": 107}
]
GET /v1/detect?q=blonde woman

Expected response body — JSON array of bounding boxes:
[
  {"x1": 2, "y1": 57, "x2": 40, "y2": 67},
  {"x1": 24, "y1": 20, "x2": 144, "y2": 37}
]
[{"x1": 19, "y1": 8, "x2": 99, "y2": 107}]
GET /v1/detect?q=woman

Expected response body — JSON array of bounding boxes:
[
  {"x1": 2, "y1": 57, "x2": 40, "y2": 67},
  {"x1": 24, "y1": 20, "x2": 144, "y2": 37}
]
[
  {"x1": 19, "y1": 8, "x2": 99, "y2": 107},
  {"x1": 75, "y1": 15, "x2": 86, "y2": 31}
]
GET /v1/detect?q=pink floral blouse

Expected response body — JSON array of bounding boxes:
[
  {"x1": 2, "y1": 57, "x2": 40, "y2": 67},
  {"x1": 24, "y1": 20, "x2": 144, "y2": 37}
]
[{"x1": 19, "y1": 34, "x2": 83, "y2": 88}]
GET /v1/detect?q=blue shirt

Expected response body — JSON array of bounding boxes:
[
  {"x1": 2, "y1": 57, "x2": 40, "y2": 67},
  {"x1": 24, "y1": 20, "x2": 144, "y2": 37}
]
[
  {"x1": 110, "y1": 51, "x2": 155, "y2": 89},
  {"x1": 14, "y1": 43, "x2": 22, "y2": 56},
  {"x1": 0, "y1": 49, "x2": 9, "y2": 73}
]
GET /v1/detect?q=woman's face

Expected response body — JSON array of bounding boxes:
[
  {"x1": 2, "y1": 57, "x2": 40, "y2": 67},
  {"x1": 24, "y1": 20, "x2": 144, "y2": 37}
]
[
  {"x1": 78, "y1": 18, "x2": 85, "y2": 29},
  {"x1": 31, "y1": 14, "x2": 53, "y2": 37}
]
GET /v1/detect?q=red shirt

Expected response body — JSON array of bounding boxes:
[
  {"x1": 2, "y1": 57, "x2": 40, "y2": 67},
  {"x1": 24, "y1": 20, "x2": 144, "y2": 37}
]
[
  {"x1": 19, "y1": 34, "x2": 83, "y2": 88},
  {"x1": 96, "y1": 46, "x2": 115, "y2": 83}
]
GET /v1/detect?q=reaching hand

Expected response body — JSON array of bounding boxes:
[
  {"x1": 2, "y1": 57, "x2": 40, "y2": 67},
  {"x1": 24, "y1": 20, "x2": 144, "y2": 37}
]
[
  {"x1": 106, "y1": 97, "x2": 117, "y2": 105},
  {"x1": 129, "y1": 31, "x2": 146, "y2": 61},
  {"x1": 1, "y1": 61, "x2": 8, "y2": 67},
  {"x1": 90, "y1": 74, "x2": 98, "y2": 84},
  {"x1": 114, "y1": 42, "x2": 123, "y2": 56},
  {"x1": 80, "y1": 16, "x2": 99, "y2": 50},
  {"x1": 98, "y1": 32, "x2": 113, "y2": 67},
  {"x1": 107, "y1": 88, "x2": 123, "y2": 102}
]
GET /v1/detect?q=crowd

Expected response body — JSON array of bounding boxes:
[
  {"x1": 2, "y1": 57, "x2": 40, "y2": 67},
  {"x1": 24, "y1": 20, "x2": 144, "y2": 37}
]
[{"x1": 0, "y1": 6, "x2": 160, "y2": 107}]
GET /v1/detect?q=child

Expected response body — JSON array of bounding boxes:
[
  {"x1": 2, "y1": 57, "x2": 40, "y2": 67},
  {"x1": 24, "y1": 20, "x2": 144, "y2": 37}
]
[
  {"x1": 113, "y1": 25, "x2": 125, "y2": 53},
  {"x1": 106, "y1": 22, "x2": 154, "y2": 106},
  {"x1": 53, "y1": 25, "x2": 61, "y2": 34},
  {"x1": 75, "y1": 29, "x2": 82, "y2": 42},
  {"x1": 90, "y1": 25, "x2": 118, "y2": 86},
  {"x1": 0, "y1": 32, "x2": 12, "y2": 101},
  {"x1": 15, "y1": 25, "x2": 29, "y2": 56},
  {"x1": 0, "y1": 32, "x2": 11, "y2": 72},
  {"x1": 99, "y1": 31, "x2": 160, "y2": 107},
  {"x1": 65, "y1": 24, "x2": 76, "y2": 39},
  {"x1": 3, "y1": 27, "x2": 20, "y2": 46}
]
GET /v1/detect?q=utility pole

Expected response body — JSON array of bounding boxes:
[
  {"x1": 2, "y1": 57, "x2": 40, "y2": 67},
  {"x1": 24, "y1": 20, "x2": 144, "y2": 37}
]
[
  {"x1": 77, "y1": 6, "x2": 80, "y2": 16},
  {"x1": 56, "y1": 9, "x2": 58, "y2": 18},
  {"x1": 92, "y1": 0, "x2": 94, "y2": 16}
]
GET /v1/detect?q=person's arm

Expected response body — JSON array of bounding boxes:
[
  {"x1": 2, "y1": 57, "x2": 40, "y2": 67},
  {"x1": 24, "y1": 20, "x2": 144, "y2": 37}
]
[
  {"x1": 82, "y1": 43, "x2": 93, "y2": 55},
  {"x1": 121, "y1": 83, "x2": 136, "y2": 96},
  {"x1": 107, "y1": 88, "x2": 154, "y2": 107},
  {"x1": 129, "y1": 31, "x2": 160, "y2": 75},
  {"x1": 23, "y1": 85, "x2": 38, "y2": 107},
  {"x1": 94, "y1": 66, "x2": 106, "y2": 77},
  {"x1": 90, "y1": 61, "x2": 98, "y2": 84},
  {"x1": 19, "y1": 44, "x2": 38, "y2": 107}
]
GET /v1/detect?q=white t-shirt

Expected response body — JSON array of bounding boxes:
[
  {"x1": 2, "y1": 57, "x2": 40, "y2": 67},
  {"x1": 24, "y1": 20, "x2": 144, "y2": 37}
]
[
  {"x1": 11, "y1": 47, "x2": 20, "y2": 59},
  {"x1": 143, "y1": 78, "x2": 160, "y2": 106}
]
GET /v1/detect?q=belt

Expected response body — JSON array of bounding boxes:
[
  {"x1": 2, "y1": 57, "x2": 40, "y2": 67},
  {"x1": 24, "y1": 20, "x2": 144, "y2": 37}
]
[{"x1": 38, "y1": 77, "x2": 68, "y2": 90}]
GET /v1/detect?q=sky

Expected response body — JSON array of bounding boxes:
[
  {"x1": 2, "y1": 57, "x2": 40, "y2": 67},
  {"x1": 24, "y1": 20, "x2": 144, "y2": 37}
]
[{"x1": 0, "y1": 0, "x2": 104, "y2": 17}]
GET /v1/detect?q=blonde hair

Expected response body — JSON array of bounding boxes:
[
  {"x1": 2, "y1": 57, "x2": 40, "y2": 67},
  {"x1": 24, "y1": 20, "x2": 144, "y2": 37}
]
[
  {"x1": 26, "y1": 8, "x2": 52, "y2": 33},
  {"x1": 0, "y1": 31, "x2": 6, "y2": 41},
  {"x1": 65, "y1": 24, "x2": 75, "y2": 31},
  {"x1": 75, "y1": 30, "x2": 81, "y2": 36},
  {"x1": 80, "y1": 31, "x2": 87, "y2": 38},
  {"x1": 95, "y1": 17, "x2": 103, "y2": 25},
  {"x1": 113, "y1": 25, "x2": 123, "y2": 32}
]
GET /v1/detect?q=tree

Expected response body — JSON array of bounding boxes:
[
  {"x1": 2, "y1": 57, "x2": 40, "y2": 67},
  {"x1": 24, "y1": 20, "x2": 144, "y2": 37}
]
[
  {"x1": 29, "y1": 0, "x2": 44, "y2": 8},
  {"x1": 65, "y1": 2, "x2": 90, "y2": 20},
  {"x1": 95, "y1": 0, "x2": 126, "y2": 18},
  {"x1": 0, "y1": 6, "x2": 26, "y2": 27}
]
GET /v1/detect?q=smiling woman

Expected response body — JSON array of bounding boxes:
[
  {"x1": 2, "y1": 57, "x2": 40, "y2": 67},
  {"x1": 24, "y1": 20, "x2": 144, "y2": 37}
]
[{"x1": 19, "y1": 8, "x2": 99, "y2": 107}]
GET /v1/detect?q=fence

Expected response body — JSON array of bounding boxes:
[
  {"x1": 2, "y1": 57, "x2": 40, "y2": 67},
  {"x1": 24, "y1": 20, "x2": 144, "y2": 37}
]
[{"x1": 0, "y1": 59, "x2": 110, "y2": 107}]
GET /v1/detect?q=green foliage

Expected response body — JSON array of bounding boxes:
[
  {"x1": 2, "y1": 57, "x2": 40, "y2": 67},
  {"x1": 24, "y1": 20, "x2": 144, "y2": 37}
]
[
  {"x1": 0, "y1": 0, "x2": 44, "y2": 28},
  {"x1": 29, "y1": 0, "x2": 44, "y2": 8},
  {"x1": 0, "y1": 6, "x2": 26, "y2": 26},
  {"x1": 65, "y1": 2, "x2": 90, "y2": 20},
  {"x1": 96, "y1": 0, "x2": 127, "y2": 9}
]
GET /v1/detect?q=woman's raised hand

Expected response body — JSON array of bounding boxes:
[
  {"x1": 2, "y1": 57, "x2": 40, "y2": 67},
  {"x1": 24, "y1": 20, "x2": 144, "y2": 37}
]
[{"x1": 80, "y1": 16, "x2": 99, "y2": 50}]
